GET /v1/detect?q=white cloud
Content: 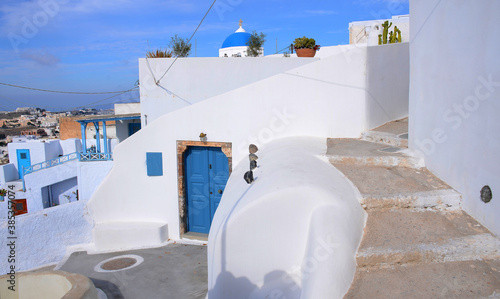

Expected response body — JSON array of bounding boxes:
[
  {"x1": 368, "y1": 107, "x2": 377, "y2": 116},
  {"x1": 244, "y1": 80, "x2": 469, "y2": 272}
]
[{"x1": 19, "y1": 49, "x2": 60, "y2": 66}]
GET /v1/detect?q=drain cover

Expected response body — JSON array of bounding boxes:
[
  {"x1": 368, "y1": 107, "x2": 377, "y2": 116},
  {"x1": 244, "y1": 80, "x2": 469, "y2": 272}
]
[
  {"x1": 101, "y1": 257, "x2": 137, "y2": 270},
  {"x1": 94, "y1": 254, "x2": 144, "y2": 273}
]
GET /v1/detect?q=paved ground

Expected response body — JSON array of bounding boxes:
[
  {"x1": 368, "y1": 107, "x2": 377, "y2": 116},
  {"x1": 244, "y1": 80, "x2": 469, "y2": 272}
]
[{"x1": 58, "y1": 243, "x2": 208, "y2": 299}]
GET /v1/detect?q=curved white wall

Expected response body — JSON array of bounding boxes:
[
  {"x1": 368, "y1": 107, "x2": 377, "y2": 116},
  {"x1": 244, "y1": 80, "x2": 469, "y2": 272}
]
[
  {"x1": 207, "y1": 137, "x2": 366, "y2": 298},
  {"x1": 409, "y1": 0, "x2": 500, "y2": 236}
]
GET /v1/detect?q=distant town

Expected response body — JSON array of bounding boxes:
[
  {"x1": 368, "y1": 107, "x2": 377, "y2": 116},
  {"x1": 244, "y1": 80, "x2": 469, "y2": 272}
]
[{"x1": 0, "y1": 107, "x2": 113, "y2": 164}]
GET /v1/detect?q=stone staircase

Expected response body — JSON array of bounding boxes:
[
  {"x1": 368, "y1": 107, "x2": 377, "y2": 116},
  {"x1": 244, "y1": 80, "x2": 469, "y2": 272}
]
[{"x1": 326, "y1": 118, "x2": 500, "y2": 298}]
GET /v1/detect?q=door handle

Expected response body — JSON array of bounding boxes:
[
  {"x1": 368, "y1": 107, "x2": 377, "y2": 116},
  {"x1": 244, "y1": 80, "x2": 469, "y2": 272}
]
[{"x1": 218, "y1": 189, "x2": 223, "y2": 194}]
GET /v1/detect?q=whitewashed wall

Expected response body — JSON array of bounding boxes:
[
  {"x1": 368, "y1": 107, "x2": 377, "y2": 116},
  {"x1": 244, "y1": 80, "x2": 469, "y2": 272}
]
[
  {"x1": 24, "y1": 161, "x2": 78, "y2": 213},
  {"x1": 114, "y1": 103, "x2": 140, "y2": 115},
  {"x1": 409, "y1": 0, "x2": 500, "y2": 236},
  {"x1": 60, "y1": 138, "x2": 81, "y2": 155},
  {"x1": 88, "y1": 43, "x2": 408, "y2": 248},
  {"x1": 77, "y1": 161, "x2": 113, "y2": 202},
  {"x1": 0, "y1": 201, "x2": 92, "y2": 272},
  {"x1": 0, "y1": 164, "x2": 17, "y2": 186},
  {"x1": 366, "y1": 42, "x2": 409, "y2": 128},
  {"x1": 139, "y1": 57, "x2": 318, "y2": 125},
  {"x1": 8, "y1": 142, "x2": 51, "y2": 177},
  {"x1": 115, "y1": 119, "x2": 141, "y2": 143}
]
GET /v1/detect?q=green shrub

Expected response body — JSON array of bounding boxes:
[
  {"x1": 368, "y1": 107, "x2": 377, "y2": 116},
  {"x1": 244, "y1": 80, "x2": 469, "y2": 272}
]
[
  {"x1": 293, "y1": 36, "x2": 317, "y2": 49},
  {"x1": 146, "y1": 49, "x2": 173, "y2": 58}
]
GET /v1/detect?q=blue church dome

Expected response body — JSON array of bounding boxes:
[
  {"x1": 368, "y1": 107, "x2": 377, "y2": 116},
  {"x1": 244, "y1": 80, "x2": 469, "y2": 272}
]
[{"x1": 221, "y1": 32, "x2": 252, "y2": 48}]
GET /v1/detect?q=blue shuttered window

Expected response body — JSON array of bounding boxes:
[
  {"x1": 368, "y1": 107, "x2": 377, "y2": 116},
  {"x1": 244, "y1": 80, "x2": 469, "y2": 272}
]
[{"x1": 146, "y1": 152, "x2": 163, "y2": 176}]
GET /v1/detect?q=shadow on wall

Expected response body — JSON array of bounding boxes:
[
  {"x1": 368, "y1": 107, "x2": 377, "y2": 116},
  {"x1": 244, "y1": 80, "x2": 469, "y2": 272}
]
[{"x1": 209, "y1": 270, "x2": 301, "y2": 299}]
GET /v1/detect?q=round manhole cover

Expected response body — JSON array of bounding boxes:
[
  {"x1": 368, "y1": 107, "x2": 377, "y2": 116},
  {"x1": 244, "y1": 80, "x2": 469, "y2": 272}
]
[
  {"x1": 101, "y1": 257, "x2": 137, "y2": 270},
  {"x1": 94, "y1": 254, "x2": 144, "y2": 273}
]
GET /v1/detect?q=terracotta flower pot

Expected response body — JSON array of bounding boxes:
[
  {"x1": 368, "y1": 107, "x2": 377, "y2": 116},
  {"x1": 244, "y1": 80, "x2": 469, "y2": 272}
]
[{"x1": 295, "y1": 48, "x2": 317, "y2": 57}]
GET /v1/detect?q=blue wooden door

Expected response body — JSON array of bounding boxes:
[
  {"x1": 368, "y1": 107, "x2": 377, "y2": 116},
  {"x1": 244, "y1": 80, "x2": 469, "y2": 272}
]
[
  {"x1": 16, "y1": 149, "x2": 31, "y2": 180},
  {"x1": 185, "y1": 147, "x2": 229, "y2": 234},
  {"x1": 128, "y1": 123, "x2": 141, "y2": 136}
]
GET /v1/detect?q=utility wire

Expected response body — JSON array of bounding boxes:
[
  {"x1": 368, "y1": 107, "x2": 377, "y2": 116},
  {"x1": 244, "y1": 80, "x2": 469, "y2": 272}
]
[
  {"x1": 0, "y1": 93, "x2": 40, "y2": 109},
  {"x1": 83, "y1": 95, "x2": 141, "y2": 108},
  {"x1": 67, "y1": 87, "x2": 139, "y2": 110},
  {"x1": 0, "y1": 87, "x2": 138, "y2": 111},
  {"x1": 155, "y1": 0, "x2": 217, "y2": 84},
  {"x1": 275, "y1": 45, "x2": 293, "y2": 55},
  {"x1": 0, "y1": 82, "x2": 136, "y2": 95}
]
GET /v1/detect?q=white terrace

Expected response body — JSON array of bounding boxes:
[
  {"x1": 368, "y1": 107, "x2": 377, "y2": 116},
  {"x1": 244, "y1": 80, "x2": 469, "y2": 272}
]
[{"x1": 0, "y1": 0, "x2": 499, "y2": 297}]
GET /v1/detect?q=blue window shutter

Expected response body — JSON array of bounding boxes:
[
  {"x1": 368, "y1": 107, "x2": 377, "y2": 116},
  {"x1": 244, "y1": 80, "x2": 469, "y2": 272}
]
[{"x1": 146, "y1": 152, "x2": 163, "y2": 176}]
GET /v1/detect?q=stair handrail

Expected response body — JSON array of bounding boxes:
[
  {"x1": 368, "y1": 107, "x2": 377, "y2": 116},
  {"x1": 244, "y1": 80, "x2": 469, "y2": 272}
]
[{"x1": 23, "y1": 152, "x2": 79, "y2": 176}]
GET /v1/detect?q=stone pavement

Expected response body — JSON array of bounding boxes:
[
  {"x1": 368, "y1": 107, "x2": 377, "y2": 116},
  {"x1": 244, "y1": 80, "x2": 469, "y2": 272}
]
[
  {"x1": 57, "y1": 243, "x2": 208, "y2": 299},
  {"x1": 326, "y1": 118, "x2": 500, "y2": 298}
]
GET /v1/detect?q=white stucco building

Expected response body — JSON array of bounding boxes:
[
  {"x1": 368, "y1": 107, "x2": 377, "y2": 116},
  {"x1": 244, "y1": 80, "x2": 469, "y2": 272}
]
[
  {"x1": 349, "y1": 15, "x2": 410, "y2": 46},
  {"x1": 0, "y1": 103, "x2": 141, "y2": 218}
]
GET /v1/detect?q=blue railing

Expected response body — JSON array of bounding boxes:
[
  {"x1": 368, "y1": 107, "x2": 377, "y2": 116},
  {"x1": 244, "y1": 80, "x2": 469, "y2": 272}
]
[
  {"x1": 24, "y1": 152, "x2": 79, "y2": 175},
  {"x1": 79, "y1": 152, "x2": 113, "y2": 161}
]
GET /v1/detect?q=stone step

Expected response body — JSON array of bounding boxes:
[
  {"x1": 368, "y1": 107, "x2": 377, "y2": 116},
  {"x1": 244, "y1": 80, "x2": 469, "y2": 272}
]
[
  {"x1": 356, "y1": 209, "x2": 498, "y2": 270},
  {"x1": 327, "y1": 138, "x2": 422, "y2": 168},
  {"x1": 346, "y1": 209, "x2": 500, "y2": 297},
  {"x1": 333, "y1": 164, "x2": 460, "y2": 210},
  {"x1": 361, "y1": 130, "x2": 408, "y2": 148},
  {"x1": 345, "y1": 259, "x2": 500, "y2": 298},
  {"x1": 361, "y1": 189, "x2": 461, "y2": 210},
  {"x1": 361, "y1": 117, "x2": 409, "y2": 148},
  {"x1": 358, "y1": 233, "x2": 500, "y2": 269}
]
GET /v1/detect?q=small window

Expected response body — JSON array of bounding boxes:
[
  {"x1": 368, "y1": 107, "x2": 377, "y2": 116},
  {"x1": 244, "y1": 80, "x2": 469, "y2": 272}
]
[
  {"x1": 20, "y1": 153, "x2": 27, "y2": 159},
  {"x1": 12, "y1": 199, "x2": 27, "y2": 216},
  {"x1": 146, "y1": 152, "x2": 163, "y2": 176}
]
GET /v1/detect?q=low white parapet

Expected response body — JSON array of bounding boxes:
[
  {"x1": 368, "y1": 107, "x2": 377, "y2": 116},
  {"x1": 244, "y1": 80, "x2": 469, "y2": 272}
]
[{"x1": 92, "y1": 221, "x2": 169, "y2": 252}]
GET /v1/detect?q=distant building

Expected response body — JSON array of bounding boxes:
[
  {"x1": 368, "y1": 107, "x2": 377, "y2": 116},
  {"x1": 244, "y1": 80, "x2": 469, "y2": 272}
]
[
  {"x1": 20, "y1": 128, "x2": 47, "y2": 137},
  {"x1": 219, "y1": 20, "x2": 264, "y2": 57},
  {"x1": 15, "y1": 107, "x2": 36, "y2": 114},
  {"x1": 349, "y1": 15, "x2": 409, "y2": 46}
]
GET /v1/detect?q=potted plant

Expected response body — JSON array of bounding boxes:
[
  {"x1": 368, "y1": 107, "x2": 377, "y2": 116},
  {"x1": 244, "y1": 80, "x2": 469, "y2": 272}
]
[
  {"x1": 293, "y1": 36, "x2": 320, "y2": 57},
  {"x1": 0, "y1": 188, "x2": 6, "y2": 201}
]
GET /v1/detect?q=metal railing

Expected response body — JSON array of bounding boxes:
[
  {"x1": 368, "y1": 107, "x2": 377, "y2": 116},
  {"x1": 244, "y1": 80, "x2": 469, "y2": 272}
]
[
  {"x1": 24, "y1": 152, "x2": 79, "y2": 176},
  {"x1": 355, "y1": 27, "x2": 367, "y2": 44},
  {"x1": 79, "y1": 152, "x2": 113, "y2": 161}
]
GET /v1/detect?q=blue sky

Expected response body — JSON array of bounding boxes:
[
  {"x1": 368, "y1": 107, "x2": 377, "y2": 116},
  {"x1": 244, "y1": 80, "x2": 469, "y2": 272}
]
[{"x1": 0, "y1": 0, "x2": 408, "y2": 111}]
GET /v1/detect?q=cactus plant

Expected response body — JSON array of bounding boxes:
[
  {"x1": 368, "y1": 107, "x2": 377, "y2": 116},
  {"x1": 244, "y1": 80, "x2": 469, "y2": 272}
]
[
  {"x1": 379, "y1": 21, "x2": 402, "y2": 45},
  {"x1": 381, "y1": 21, "x2": 392, "y2": 44},
  {"x1": 395, "y1": 26, "x2": 402, "y2": 43}
]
